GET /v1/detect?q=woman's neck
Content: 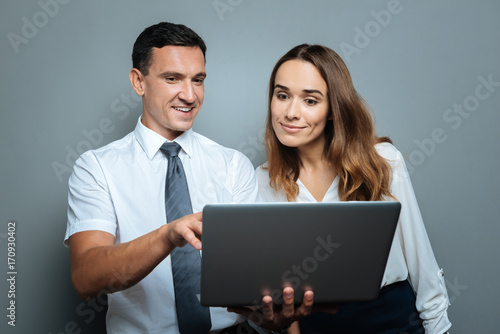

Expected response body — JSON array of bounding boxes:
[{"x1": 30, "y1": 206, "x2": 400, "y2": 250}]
[{"x1": 297, "y1": 140, "x2": 337, "y2": 202}]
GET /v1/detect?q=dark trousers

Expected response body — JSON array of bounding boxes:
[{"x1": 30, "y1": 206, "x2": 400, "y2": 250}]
[{"x1": 299, "y1": 280, "x2": 424, "y2": 334}]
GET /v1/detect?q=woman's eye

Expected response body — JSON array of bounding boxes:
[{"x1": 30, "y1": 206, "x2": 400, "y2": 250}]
[
  {"x1": 305, "y1": 99, "x2": 318, "y2": 106},
  {"x1": 276, "y1": 93, "x2": 289, "y2": 100}
]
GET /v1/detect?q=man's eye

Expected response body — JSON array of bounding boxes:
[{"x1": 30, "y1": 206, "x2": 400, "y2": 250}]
[
  {"x1": 165, "y1": 77, "x2": 177, "y2": 82},
  {"x1": 193, "y1": 78, "x2": 205, "y2": 85}
]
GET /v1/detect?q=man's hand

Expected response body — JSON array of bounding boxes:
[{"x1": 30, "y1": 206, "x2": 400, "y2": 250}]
[
  {"x1": 228, "y1": 287, "x2": 314, "y2": 331},
  {"x1": 164, "y1": 212, "x2": 203, "y2": 250},
  {"x1": 69, "y1": 212, "x2": 204, "y2": 300}
]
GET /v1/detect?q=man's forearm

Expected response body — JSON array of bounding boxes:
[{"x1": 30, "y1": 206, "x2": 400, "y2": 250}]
[{"x1": 70, "y1": 225, "x2": 173, "y2": 300}]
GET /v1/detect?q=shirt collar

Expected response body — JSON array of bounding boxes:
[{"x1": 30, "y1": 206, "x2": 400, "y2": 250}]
[{"x1": 134, "y1": 116, "x2": 194, "y2": 160}]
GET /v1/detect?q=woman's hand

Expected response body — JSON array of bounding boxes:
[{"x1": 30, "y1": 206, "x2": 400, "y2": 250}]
[{"x1": 228, "y1": 287, "x2": 315, "y2": 331}]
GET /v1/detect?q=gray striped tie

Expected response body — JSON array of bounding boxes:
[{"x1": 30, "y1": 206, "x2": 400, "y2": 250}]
[{"x1": 160, "y1": 141, "x2": 211, "y2": 334}]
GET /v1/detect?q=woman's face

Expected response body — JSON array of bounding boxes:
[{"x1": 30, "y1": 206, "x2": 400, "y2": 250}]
[{"x1": 271, "y1": 60, "x2": 330, "y2": 151}]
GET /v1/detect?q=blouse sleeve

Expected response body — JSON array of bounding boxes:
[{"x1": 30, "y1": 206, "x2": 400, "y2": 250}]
[
  {"x1": 255, "y1": 164, "x2": 288, "y2": 202},
  {"x1": 386, "y1": 144, "x2": 452, "y2": 334}
]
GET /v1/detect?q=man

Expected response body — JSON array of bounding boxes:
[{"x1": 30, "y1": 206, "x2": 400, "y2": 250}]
[{"x1": 65, "y1": 22, "x2": 312, "y2": 334}]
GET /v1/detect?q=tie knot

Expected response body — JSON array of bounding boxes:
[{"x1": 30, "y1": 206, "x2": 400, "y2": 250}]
[{"x1": 160, "y1": 142, "x2": 182, "y2": 158}]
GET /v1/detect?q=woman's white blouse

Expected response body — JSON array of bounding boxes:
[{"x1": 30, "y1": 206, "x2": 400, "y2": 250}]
[{"x1": 255, "y1": 142, "x2": 451, "y2": 334}]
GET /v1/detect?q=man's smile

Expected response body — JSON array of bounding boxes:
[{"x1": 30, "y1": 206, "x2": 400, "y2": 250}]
[{"x1": 173, "y1": 107, "x2": 194, "y2": 112}]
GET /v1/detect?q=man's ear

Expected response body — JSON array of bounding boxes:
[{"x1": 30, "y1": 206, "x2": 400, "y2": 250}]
[{"x1": 129, "y1": 68, "x2": 145, "y2": 96}]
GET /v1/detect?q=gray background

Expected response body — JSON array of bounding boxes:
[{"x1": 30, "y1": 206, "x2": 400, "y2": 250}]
[{"x1": 1, "y1": 0, "x2": 499, "y2": 333}]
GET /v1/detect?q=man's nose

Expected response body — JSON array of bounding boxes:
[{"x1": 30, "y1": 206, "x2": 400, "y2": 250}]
[{"x1": 178, "y1": 81, "x2": 195, "y2": 103}]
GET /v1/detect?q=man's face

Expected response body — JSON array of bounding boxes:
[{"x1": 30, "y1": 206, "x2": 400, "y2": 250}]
[{"x1": 137, "y1": 45, "x2": 206, "y2": 140}]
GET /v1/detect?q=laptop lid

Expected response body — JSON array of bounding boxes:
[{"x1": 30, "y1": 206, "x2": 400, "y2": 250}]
[{"x1": 200, "y1": 201, "x2": 400, "y2": 307}]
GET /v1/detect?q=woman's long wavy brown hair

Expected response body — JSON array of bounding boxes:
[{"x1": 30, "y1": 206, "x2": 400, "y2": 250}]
[{"x1": 265, "y1": 44, "x2": 394, "y2": 202}]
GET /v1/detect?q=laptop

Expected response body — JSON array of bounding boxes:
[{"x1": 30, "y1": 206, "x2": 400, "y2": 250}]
[{"x1": 200, "y1": 201, "x2": 401, "y2": 307}]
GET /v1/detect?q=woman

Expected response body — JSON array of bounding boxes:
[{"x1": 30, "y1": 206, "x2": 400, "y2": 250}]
[{"x1": 256, "y1": 44, "x2": 451, "y2": 334}]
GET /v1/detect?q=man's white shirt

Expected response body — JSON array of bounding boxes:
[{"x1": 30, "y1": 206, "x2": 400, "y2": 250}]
[{"x1": 65, "y1": 117, "x2": 259, "y2": 334}]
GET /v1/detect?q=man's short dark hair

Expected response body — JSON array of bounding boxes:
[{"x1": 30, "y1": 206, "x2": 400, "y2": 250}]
[{"x1": 132, "y1": 22, "x2": 207, "y2": 75}]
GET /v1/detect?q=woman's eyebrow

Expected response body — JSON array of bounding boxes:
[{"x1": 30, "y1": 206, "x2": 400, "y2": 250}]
[
  {"x1": 303, "y1": 89, "x2": 324, "y2": 97},
  {"x1": 274, "y1": 84, "x2": 289, "y2": 91},
  {"x1": 275, "y1": 84, "x2": 324, "y2": 97}
]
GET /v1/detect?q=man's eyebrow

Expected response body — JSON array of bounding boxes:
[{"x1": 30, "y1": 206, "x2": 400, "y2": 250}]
[
  {"x1": 274, "y1": 84, "x2": 324, "y2": 97},
  {"x1": 158, "y1": 71, "x2": 207, "y2": 78},
  {"x1": 159, "y1": 71, "x2": 184, "y2": 77}
]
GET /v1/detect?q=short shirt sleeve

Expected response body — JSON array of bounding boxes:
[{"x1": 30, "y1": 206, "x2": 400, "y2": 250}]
[
  {"x1": 229, "y1": 151, "x2": 260, "y2": 203},
  {"x1": 64, "y1": 151, "x2": 117, "y2": 247}
]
